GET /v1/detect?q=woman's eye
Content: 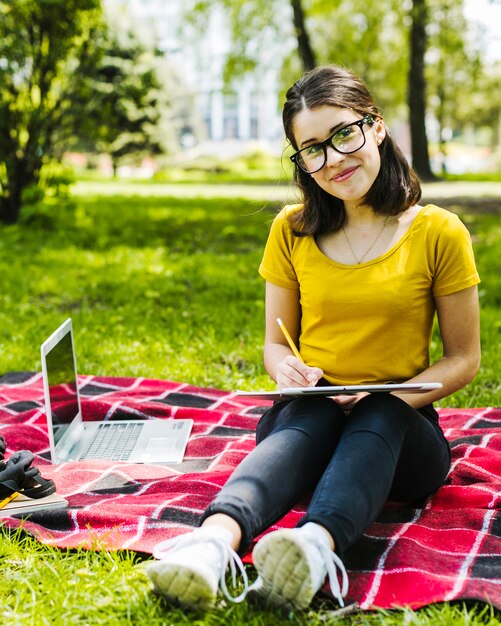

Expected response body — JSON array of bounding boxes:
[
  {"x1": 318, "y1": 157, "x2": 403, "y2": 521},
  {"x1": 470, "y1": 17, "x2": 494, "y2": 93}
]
[
  {"x1": 306, "y1": 144, "x2": 322, "y2": 155},
  {"x1": 336, "y1": 126, "x2": 356, "y2": 140}
]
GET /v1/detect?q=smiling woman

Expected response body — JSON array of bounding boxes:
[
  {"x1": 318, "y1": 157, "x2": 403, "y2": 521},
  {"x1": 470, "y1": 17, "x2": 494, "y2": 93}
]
[
  {"x1": 143, "y1": 65, "x2": 481, "y2": 614},
  {"x1": 292, "y1": 106, "x2": 384, "y2": 212}
]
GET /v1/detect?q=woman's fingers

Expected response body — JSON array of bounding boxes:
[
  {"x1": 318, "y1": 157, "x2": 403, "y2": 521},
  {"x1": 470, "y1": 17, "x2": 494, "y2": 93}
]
[
  {"x1": 331, "y1": 392, "x2": 370, "y2": 409},
  {"x1": 277, "y1": 356, "x2": 323, "y2": 389}
]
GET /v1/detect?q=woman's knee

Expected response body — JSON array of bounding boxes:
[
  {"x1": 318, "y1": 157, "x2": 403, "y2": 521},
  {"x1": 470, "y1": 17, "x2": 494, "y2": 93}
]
[
  {"x1": 346, "y1": 393, "x2": 412, "y2": 438},
  {"x1": 257, "y1": 396, "x2": 345, "y2": 444}
]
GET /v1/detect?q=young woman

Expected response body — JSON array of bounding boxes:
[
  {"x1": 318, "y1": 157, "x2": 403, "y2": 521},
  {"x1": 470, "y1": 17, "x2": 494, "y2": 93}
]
[{"x1": 146, "y1": 65, "x2": 480, "y2": 611}]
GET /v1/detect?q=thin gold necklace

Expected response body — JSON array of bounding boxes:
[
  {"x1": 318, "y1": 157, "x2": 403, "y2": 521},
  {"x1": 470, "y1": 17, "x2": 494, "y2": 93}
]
[{"x1": 342, "y1": 215, "x2": 390, "y2": 264}]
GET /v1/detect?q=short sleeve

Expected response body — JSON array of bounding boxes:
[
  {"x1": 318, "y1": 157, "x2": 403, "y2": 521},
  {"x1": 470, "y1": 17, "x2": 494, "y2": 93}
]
[
  {"x1": 258, "y1": 207, "x2": 300, "y2": 289},
  {"x1": 432, "y1": 213, "x2": 480, "y2": 297}
]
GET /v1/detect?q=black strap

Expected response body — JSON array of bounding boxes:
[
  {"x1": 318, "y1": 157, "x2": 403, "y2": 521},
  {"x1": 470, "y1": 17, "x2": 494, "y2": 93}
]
[
  {"x1": 0, "y1": 450, "x2": 56, "y2": 500},
  {"x1": 0, "y1": 434, "x2": 5, "y2": 461}
]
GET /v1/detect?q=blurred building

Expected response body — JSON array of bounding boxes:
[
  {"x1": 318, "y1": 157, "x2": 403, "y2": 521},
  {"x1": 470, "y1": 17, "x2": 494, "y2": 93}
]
[{"x1": 103, "y1": 0, "x2": 284, "y2": 156}]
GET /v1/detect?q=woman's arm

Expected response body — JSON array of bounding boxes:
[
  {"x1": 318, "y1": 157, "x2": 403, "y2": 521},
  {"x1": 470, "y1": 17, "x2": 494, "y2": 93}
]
[
  {"x1": 393, "y1": 285, "x2": 481, "y2": 408},
  {"x1": 263, "y1": 281, "x2": 323, "y2": 389}
]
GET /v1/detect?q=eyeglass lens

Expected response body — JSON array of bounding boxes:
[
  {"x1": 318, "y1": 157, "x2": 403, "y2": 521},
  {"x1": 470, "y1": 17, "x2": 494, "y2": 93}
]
[{"x1": 296, "y1": 120, "x2": 368, "y2": 173}]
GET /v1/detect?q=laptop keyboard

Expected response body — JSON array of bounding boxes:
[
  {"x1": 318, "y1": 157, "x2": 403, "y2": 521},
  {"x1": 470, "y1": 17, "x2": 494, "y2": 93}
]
[{"x1": 79, "y1": 422, "x2": 143, "y2": 461}]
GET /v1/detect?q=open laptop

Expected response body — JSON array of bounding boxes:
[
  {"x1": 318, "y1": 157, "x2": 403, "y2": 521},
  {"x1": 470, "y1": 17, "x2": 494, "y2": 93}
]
[
  {"x1": 236, "y1": 382, "x2": 442, "y2": 402},
  {"x1": 41, "y1": 319, "x2": 193, "y2": 464}
]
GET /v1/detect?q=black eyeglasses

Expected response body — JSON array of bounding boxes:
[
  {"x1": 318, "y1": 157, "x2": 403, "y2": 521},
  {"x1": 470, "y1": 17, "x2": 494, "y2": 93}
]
[{"x1": 290, "y1": 115, "x2": 377, "y2": 174}]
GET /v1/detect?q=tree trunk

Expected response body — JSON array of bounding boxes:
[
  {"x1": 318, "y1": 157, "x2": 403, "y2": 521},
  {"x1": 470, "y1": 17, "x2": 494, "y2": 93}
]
[
  {"x1": 0, "y1": 160, "x2": 28, "y2": 224},
  {"x1": 0, "y1": 155, "x2": 41, "y2": 224},
  {"x1": 408, "y1": 0, "x2": 435, "y2": 181},
  {"x1": 290, "y1": 0, "x2": 317, "y2": 71},
  {"x1": 437, "y1": 82, "x2": 447, "y2": 176},
  {"x1": 0, "y1": 191, "x2": 21, "y2": 225}
]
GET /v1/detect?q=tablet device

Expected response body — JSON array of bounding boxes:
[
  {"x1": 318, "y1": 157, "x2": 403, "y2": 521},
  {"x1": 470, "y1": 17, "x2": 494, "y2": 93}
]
[{"x1": 236, "y1": 382, "x2": 442, "y2": 402}]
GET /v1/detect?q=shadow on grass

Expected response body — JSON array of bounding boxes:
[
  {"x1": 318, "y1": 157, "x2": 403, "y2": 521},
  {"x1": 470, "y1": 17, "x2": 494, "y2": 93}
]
[{"x1": 18, "y1": 195, "x2": 281, "y2": 254}]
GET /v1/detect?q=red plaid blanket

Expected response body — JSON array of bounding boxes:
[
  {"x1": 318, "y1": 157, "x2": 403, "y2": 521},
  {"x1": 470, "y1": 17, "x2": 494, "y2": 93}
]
[{"x1": 0, "y1": 372, "x2": 499, "y2": 610}]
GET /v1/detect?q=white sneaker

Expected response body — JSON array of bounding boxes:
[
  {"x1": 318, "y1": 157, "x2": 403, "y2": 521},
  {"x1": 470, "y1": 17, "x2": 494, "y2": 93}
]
[
  {"x1": 146, "y1": 526, "x2": 250, "y2": 610},
  {"x1": 251, "y1": 525, "x2": 349, "y2": 610}
]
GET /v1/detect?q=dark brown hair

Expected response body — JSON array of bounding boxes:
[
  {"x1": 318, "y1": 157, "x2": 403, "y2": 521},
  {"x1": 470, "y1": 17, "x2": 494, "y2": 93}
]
[{"x1": 283, "y1": 65, "x2": 421, "y2": 236}]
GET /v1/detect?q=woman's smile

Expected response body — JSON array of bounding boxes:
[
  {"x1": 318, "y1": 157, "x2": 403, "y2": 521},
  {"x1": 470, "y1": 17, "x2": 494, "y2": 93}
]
[{"x1": 331, "y1": 165, "x2": 359, "y2": 183}]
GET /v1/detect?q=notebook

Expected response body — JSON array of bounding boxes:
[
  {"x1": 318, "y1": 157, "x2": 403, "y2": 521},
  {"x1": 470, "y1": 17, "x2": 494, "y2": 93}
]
[
  {"x1": 236, "y1": 382, "x2": 442, "y2": 402},
  {"x1": 41, "y1": 319, "x2": 193, "y2": 464},
  {"x1": 0, "y1": 492, "x2": 69, "y2": 517}
]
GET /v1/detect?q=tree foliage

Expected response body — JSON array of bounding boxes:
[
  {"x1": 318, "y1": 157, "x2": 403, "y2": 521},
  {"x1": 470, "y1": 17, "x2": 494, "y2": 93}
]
[
  {"x1": 0, "y1": 0, "x2": 167, "y2": 222},
  {"x1": 184, "y1": 0, "x2": 416, "y2": 163},
  {"x1": 0, "y1": 0, "x2": 103, "y2": 223},
  {"x1": 425, "y1": 0, "x2": 482, "y2": 174},
  {"x1": 185, "y1": 0, "x2": 408, "y2": 114},
  {"x1": 73, "y1": 28, "x2": 164, "y2": 177},
  {"x1": 467, "y1": 62, "x2": 501, "y2": 151},
  {"x1": 185, "y1": 0, "x2": 292, "y2": 85},
  {"x1": 184, "y1": 0, "x2": 497, "y2": 178},
  {"x1": 297, "y1": 0, "x2": 408, "y2": 118}
]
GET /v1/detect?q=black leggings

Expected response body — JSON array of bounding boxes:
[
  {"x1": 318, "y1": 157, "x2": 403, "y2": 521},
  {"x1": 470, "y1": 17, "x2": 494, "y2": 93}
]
[{"x1": 203, "y1": 393, "x2": 451, "y2": 555}]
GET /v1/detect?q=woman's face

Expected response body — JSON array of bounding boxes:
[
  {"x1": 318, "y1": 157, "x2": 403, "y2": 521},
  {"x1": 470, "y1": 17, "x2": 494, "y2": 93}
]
[{"x1": 292, "y1": 105, "x2": 386, "y2": 209}]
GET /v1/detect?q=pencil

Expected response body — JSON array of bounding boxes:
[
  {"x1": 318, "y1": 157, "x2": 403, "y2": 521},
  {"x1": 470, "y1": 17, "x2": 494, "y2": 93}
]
[
  {"x1": 276, "y1": 317, "x2": 305, "y2": 363},
  {"x1": 0, "y1": 491, "x2": 20, "y2": 509}
]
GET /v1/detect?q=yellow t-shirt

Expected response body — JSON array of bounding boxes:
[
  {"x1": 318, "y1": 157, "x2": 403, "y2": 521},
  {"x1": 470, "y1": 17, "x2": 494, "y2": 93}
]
[{"x1": 259, "y1": 204, "x2": 480, "y2": 385}]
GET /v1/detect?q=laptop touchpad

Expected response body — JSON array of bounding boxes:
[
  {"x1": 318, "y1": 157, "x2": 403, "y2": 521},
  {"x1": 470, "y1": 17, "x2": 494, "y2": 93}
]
[
  {"x1": 146, "y1": 438, "x2": 177, "y2": 451},
  {"x1": 141, "y1": 438, "x2": 179, "y2": 463}
]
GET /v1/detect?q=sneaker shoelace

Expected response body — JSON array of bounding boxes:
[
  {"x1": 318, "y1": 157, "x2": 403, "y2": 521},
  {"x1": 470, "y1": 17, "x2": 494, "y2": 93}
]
[
  {"x1": 249, "y1": 531, "x2": 349, "y2": 608},
  {"x1": 314, "y1": 538, "x2": 349, "y2": 607},
  {"x1": 152, "y1": 531, "x2": 251, "y2": 603}
]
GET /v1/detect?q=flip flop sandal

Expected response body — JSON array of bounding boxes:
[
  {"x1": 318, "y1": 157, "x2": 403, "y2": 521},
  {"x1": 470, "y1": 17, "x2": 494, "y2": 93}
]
[{"x1": 0, "y1": 450, "x2": 55, "y2": 500}]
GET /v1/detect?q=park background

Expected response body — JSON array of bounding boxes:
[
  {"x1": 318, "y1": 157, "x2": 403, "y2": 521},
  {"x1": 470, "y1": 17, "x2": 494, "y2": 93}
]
[{"x1": 0, "y1": 1, "x2": 500, "y2": 625}]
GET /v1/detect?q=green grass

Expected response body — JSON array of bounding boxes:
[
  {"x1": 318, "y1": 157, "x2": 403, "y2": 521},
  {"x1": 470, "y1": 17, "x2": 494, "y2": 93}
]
[
  {"x1": 0, "y1": 187, "x2": 279, "y2": 390},
  {"x1": 1, "y1": 528, "x2": 500, "y2": 626},
  {"x1": 443, "y1": 172, "x2": 501, "y2": 183},
  {"x1": 2, "y1": 179, "x2": 499, "y2": 405},
  {"x1": 0, "y1": 180, "x2": 500, "y2": 624}
]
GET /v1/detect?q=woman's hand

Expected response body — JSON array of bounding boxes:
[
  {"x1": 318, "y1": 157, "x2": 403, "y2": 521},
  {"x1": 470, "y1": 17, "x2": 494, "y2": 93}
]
[
  {"x1": 330, "y1": 392, "x2": 369, "y2": 411},
  {"x1": 276, "y1": 355, "x2": 323, "y2": 390}
]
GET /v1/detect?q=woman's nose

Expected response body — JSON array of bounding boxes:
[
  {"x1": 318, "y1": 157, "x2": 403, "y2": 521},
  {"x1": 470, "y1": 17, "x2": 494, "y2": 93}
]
[{"x1": 324, "y1": 145, "x2": 346, "y2": 167}]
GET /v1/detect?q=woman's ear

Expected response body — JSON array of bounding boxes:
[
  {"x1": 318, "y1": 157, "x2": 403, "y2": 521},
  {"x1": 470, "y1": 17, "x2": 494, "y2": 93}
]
[{"x1": 375, "y1": 117, "x2": 386, "y2": 145}]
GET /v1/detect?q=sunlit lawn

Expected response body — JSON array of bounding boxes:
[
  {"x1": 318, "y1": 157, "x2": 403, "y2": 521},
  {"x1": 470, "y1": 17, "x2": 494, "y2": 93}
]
[
  {"x1": 0, "y1": 179, "x2": 499, "y2": 625},
  {"x1": 0, "y1": 186, "x2": 277, "y2": 390},
  {"x1": 2, "y1": 179, "x2": 499, "y2": 405}
]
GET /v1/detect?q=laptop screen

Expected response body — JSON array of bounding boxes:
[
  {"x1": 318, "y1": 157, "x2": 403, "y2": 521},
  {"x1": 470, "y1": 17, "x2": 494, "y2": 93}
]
[{"x1": 45, "y1": 329, "x2": 80, "y2": 446}]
